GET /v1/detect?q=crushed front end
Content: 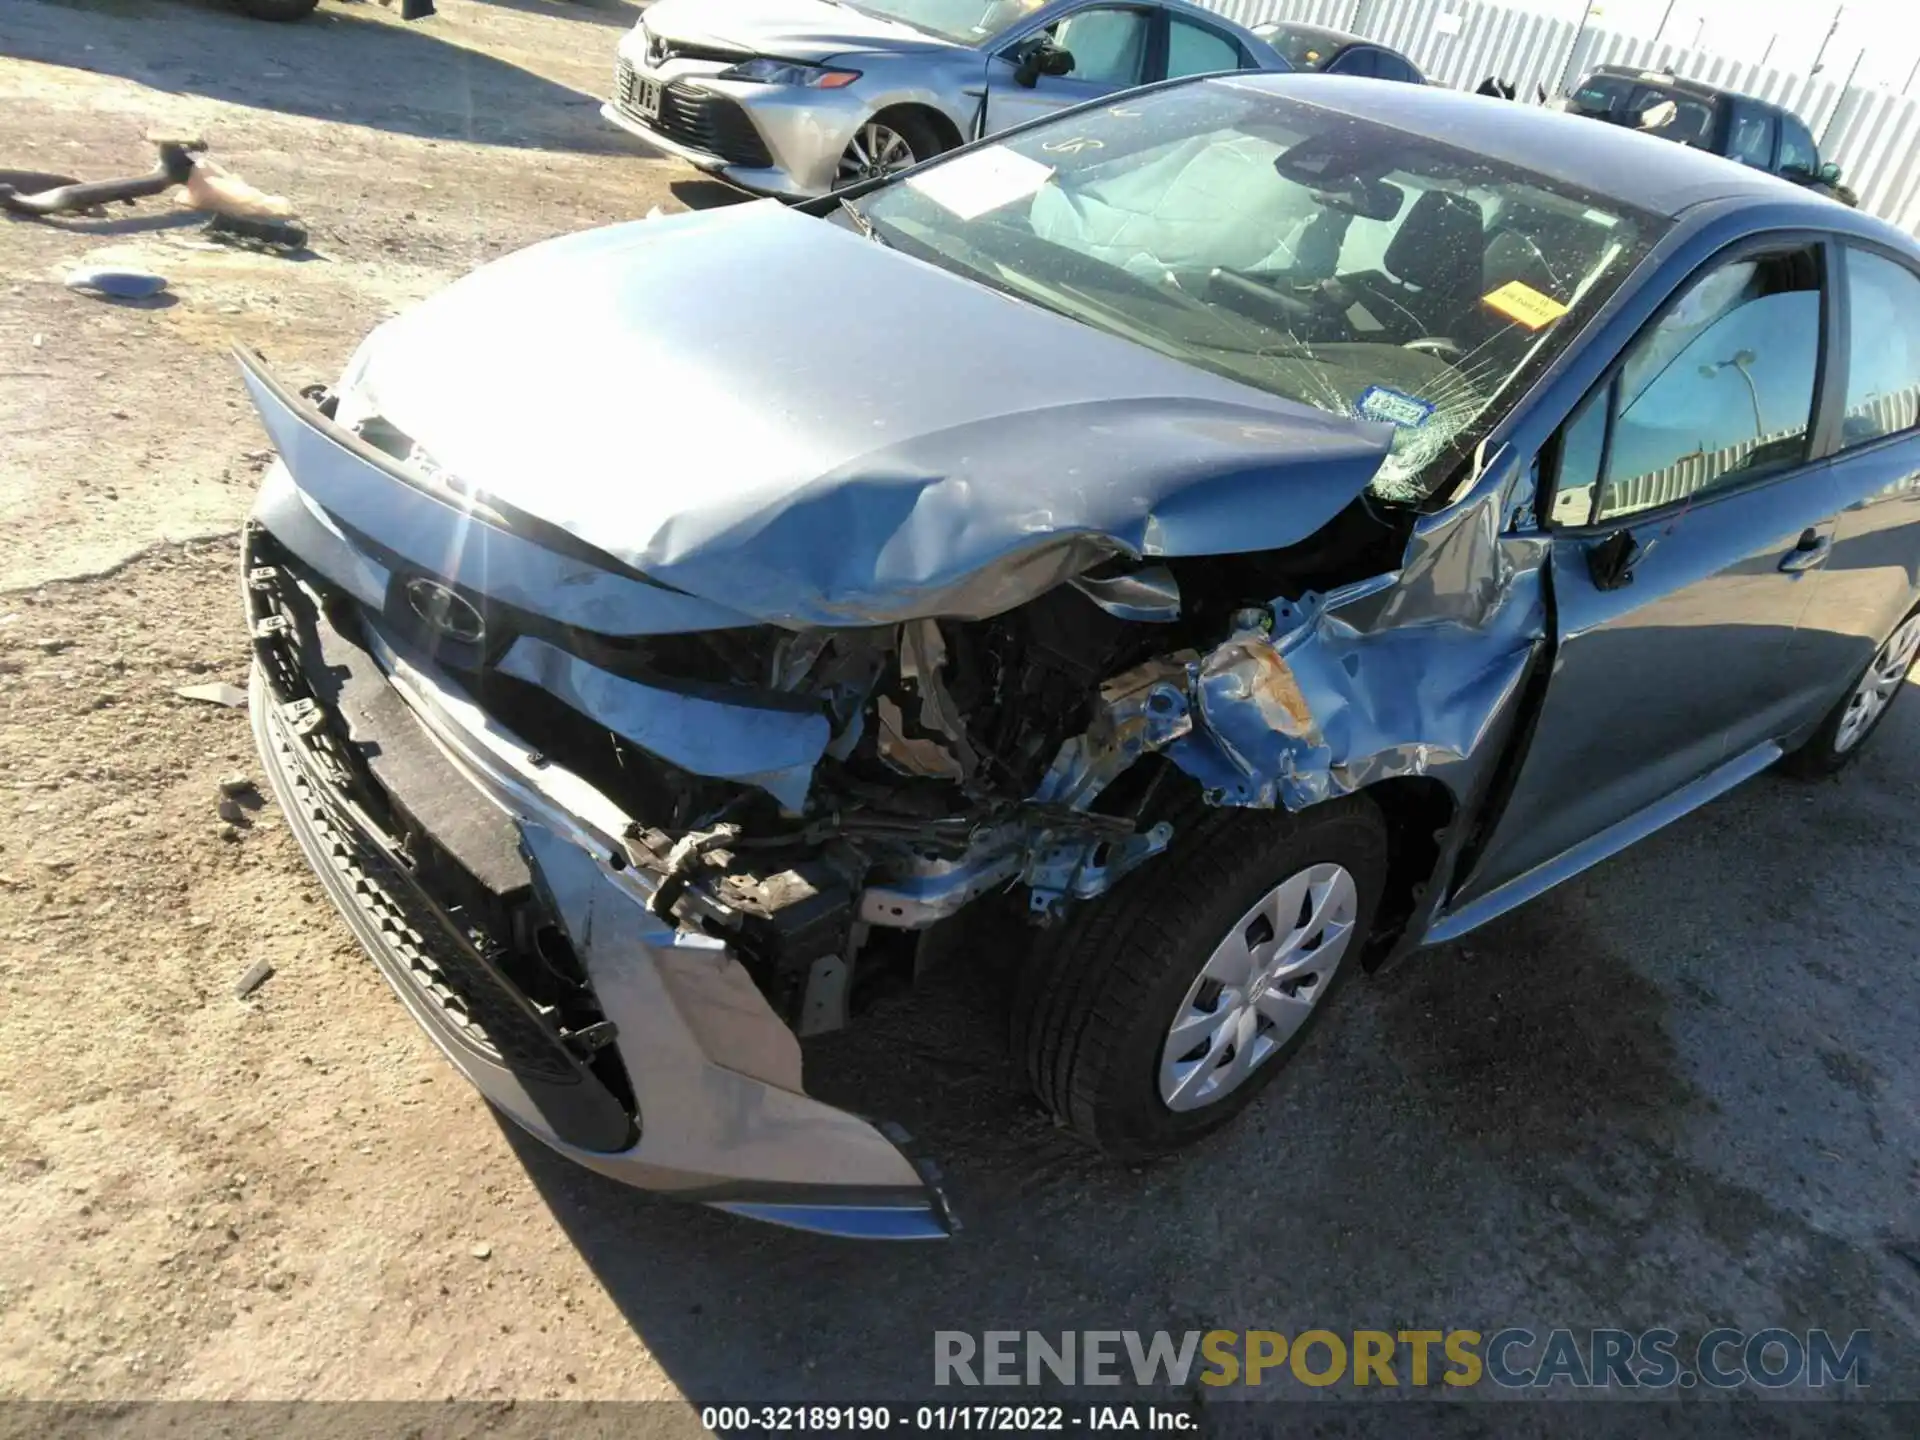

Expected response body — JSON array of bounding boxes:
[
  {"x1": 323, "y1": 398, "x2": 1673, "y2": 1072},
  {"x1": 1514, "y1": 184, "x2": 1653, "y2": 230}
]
[
  {"x1": 234, "y1": 347, "x2": 1318, "y2": 1239},
  {"x1": 233, "y1": 251, "x2": 1502, "y2": 1233},
  {"x1": 239, "y1": 352, "x2": 973, "y2": 1238}
]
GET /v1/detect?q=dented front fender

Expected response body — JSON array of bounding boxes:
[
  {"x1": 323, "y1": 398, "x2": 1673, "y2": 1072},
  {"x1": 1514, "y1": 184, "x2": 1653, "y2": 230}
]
[{"x1": 1072, "y1": 477, "x2": 1548, "y2": 828}]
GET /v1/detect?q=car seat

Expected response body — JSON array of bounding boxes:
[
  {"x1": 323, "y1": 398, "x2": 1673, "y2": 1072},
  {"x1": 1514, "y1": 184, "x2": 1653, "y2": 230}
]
[{"x1": 1340, "y1": 189, "x2": 1485, "y2": 342}]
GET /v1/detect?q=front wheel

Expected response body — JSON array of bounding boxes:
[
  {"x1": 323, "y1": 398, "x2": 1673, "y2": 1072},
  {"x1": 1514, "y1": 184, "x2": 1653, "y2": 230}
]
[
  {"x1": 834, "y1": 113, "x2": 943, "y2": 190},
  {"x1": 1013, "y1": 797, "x2": 1387, "y2": 1160}
]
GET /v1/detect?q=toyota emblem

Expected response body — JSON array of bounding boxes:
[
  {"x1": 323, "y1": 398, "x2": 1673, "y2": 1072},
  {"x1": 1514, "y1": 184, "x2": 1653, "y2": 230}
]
[{"x1": 404, "y1": 577, "x2": 486, "y2": 645}]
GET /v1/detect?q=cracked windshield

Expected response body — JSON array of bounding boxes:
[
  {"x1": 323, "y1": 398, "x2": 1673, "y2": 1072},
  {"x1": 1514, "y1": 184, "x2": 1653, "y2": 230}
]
[{"x1": 855, "y1": 81, "x2": 1659, "y2": 501}]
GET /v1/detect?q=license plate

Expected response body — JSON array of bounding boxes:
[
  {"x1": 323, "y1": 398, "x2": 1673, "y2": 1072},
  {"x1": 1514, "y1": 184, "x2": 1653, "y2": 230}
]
[
  {"x1": 634, "y1": 76, "x2": 662, "y2": 121},
  {"x1": 621, "y1": 64, "x2": 663, "y2": 122}
]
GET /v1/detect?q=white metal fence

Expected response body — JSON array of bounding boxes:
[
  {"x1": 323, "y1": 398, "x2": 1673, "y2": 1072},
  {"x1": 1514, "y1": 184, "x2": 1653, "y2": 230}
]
[{"x1": 1202, "y1": 0, "x2": 1920, "y2": 236}]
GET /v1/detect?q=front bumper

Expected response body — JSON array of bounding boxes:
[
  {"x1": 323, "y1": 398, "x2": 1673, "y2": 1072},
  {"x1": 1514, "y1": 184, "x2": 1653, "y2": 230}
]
[
  {"x1": 601, "y1": 102, "x2": 814, "y2": 201},
  {"x1": 240, "y1": 363, "x2": 951, "y2": 1240},
  {"x1": 603, "y1": 43, "x2": 871, "y2": 198}
]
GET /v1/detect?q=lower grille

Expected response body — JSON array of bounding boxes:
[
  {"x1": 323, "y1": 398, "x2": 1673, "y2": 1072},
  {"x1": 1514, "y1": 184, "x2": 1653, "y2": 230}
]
[
  {"x1": 246, "y1": 530, "x2": 637, "y2": 1152},
  {"x1": 658, "y1": 83, "x2": 773, "y2": 167},
  {"x1": 267, "y1": 726, "x2": 581, "y2": 1081},
  {"x1": 613, "y1": 58, "x2": 650, "y2": 118},
  {"x1": 613, "y1": 60, "x2": 773, "y2": 168}
]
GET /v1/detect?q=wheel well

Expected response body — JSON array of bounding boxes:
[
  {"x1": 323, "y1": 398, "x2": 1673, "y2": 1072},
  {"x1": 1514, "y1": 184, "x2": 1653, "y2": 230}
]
[
  {"x1": 1090, "y1": 757, "x2": 1455, "y2": 966},
  {"x1": 869, "y1": 103, "x2": 964, "y2": 155},
  {"x1": 1355, "y1": 777, "x2": 1456, "y2": 968}
]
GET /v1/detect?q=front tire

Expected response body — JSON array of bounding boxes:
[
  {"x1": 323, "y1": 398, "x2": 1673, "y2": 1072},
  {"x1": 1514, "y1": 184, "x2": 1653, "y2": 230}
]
[
  {"x1": 1013, "y1": 797, "x2": 1387, "y2": 1161},
  {"x1": 834, "y1": 112, "x2": 943, "y2": 190},
  {"x1": 1782, "y1": 605, "x2": 1920, "y2": 776}
]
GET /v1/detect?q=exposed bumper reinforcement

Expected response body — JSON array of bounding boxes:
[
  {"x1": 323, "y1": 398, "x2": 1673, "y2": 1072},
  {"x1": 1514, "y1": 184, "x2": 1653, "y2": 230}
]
[{"x1": 246, "y1": 546, "x2": 952, "y2": 1239}]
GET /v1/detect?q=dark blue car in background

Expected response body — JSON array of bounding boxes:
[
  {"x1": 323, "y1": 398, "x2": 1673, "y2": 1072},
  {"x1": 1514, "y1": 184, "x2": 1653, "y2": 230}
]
[{"x1": 239, "y1": 74, "x2": 1920, "y2": 1236}]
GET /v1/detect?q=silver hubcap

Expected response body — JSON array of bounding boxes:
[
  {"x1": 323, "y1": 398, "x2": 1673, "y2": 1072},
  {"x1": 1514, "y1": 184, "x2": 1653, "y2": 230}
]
[
  {"x1": 837, "y1": 123, "x2": 915, "y2": 184},
  {"x1": 1835, "y1": 613, "x2": 1920, "y2": 753},
  {"x1": 1158, "y1": 863, "x2": 1357, "y2": 1113}
]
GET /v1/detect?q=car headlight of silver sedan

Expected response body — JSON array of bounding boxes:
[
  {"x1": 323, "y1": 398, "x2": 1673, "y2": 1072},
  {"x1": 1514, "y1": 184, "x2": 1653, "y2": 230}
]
[{"x1": 719, "y1": 57, "x2": 862, "y2": 88}]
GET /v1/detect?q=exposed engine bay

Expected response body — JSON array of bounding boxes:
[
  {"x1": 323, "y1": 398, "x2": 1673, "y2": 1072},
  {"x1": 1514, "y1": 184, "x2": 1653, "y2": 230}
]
[
  {"x1": 236, "y1": 271, "x2": 1546, "y2": 1234},
  {"x1": 448, "y1": 518, "x2": 1410, "y2": 1040}
]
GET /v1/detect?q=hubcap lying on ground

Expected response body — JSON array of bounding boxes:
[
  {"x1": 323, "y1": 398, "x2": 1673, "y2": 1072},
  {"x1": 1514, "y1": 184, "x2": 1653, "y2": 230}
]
[{"x1": 1159, "y1": 862, "x2": 1357, "y2": 1112}]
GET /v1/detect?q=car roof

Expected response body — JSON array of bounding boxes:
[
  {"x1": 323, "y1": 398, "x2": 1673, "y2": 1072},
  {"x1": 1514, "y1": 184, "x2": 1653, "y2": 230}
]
[
  {"x1": 1263, "y1": 22, "x2": 1361, "y2": 46},
  {"x1": 1228, "y1": 72, "x2": 1802, "y2": 217},
  {"x1": 1585, "y1": 64, "x2": 1777, "y2": 112}
]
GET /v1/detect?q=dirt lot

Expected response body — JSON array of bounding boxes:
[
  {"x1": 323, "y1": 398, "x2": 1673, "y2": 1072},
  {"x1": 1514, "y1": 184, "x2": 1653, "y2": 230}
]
[{"x1": 3, "y1": 0, "x2": 1918, "y2": 1427}]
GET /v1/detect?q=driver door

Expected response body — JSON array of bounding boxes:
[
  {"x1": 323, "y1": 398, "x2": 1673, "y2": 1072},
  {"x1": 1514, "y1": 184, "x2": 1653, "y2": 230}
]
[
  {"x1": 983, "y1": 5, "x2": 1155, "y2": 135},
  {"x1": 1454, "y1": 242, "x2": 1846, "y2": 905}
]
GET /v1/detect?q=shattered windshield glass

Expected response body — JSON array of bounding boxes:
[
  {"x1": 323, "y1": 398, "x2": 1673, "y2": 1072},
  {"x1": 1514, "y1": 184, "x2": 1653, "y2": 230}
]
[{"x1": 855, "y1": 80, "x2": 1662, "y2": 502}]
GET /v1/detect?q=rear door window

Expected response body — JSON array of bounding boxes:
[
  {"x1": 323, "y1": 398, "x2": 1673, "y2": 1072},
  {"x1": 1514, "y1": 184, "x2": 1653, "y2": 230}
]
[
  {"x1": 1165, "y1": 17, "x2": 1246, "y2": 79},
  {"x1": 1839, "y1": 248, "x2": 1920, "y2": 447},
  {"x1": 1329, "y1": 47, "x2": 1378, "y2": 78},
  {"x1": 1376, "y1": 52, "x2": 1418, "y2": 83}
]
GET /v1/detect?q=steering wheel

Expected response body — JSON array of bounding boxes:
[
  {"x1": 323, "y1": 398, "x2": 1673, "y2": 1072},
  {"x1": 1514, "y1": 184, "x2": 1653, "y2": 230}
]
[
  {"x1": 1402, "y1": 336, "x2": 1465, "y2": 361},
  {"x1": 1207, "y1": 267, "x2": 1326, "y2": 327}
]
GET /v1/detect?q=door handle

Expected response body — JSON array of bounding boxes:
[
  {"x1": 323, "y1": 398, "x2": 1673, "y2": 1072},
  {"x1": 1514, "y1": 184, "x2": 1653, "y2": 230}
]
[{"x1": 1778, "y1": 529, "x2": 1832, "y2": 574}]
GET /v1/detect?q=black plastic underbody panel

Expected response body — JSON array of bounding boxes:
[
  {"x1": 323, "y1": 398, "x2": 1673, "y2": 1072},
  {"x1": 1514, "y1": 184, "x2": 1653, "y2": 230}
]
[
  {"x1": 301, "y1": 581, "x2": 532, "y2": 898},
  {"x1": 246, "y1": 528, "x2": 637, "y2": 1153}
]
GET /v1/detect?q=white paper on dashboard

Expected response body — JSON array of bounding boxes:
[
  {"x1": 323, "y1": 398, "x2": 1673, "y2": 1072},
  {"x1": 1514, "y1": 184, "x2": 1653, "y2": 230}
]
[{"x1": 905, "y1": 146, "x2": 1055, "y2": 220}]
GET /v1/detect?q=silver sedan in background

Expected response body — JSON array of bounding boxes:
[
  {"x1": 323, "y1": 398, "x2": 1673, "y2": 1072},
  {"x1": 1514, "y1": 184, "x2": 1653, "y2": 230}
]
[{"x1": 602, "y1": 0, "x2": 1288, "y2": 197}]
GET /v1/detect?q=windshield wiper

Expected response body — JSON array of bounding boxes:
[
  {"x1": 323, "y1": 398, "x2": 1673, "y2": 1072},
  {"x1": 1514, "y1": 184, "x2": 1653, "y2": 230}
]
[{"x1": 838, "y1": 198, "x2": 889, "y2": 246}]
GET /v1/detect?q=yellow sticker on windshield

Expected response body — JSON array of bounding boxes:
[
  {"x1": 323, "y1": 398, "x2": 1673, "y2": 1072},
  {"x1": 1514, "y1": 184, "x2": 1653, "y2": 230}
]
[{"x1": 1483, "y1": 280, "x2": 1571, "y2": 330}]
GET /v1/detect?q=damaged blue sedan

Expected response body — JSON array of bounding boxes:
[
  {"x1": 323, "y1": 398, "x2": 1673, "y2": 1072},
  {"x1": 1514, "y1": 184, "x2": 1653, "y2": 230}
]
[{"x1": 238, "y1": 74, "x2": 1920, "y2": 1238}]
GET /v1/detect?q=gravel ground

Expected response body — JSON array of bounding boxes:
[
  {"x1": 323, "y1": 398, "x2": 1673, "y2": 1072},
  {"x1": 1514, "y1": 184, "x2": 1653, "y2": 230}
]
[{"x1": 2, "y1": 0, "x2": 1917, "y2": 1428}]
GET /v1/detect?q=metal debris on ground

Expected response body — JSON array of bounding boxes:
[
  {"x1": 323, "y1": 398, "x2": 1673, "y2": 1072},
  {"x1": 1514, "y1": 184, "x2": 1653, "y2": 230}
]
[
  {"x1": 233, "y1": 960, "x2": 275, "y2": 1000},
  {"x1": 0, "y1": 136, "x2": 203, "y2": 217},
  {"x1": 174, "y1": 682, "x2": 247, "y2": 707},
  {"x1": 0, "y1": 169, "x2": 80, "y2": 197},
  {"x1": 204, "y1": 213, "x2": 310, "y2": 254},
  {"x1": 3, "y1": 134, "x2": 308, "y2": 257}
]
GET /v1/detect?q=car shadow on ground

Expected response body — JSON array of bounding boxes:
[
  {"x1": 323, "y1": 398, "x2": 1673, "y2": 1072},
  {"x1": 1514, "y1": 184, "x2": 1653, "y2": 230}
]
[
  {"x1": 7, "y1": 0, "x2": 646, "y2": 155},
  {"x1": 501, "y1": 684, "x2": 1920, "y2": 1418},
  {"x1": 669, "y1": 178, "x2": 755, "y2": 211},
  {"x1": 500, "y1": 893, "x2": 1684, "y2": 1404}
]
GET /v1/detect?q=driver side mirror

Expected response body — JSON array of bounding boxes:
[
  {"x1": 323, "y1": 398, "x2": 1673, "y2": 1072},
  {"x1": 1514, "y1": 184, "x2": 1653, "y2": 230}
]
[
  {"x1": 1012, "y1": 35, "x2": 1075, "y2": 88},
  {"x1": 1818, "y1": 160, "x2": 1843, "y2": 184},
  {"x1": 1586, "y1": 528, "x2": 1640, "y2": 591}
]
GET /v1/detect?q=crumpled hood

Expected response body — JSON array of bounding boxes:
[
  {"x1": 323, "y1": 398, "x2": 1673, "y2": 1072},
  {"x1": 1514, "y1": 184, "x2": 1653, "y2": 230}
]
[
  {"x1": 639, "y1": 0, "x2": 956, "y2": 61},
  {"x1": 344, "y1": 200, "x2": 1393, "y2": 627}
]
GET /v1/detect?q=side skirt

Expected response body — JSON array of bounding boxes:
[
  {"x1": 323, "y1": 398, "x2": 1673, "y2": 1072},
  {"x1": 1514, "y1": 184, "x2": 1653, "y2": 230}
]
[{"x1": 1421, "y1": 739, "x2": 1783, "y2": 946}]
